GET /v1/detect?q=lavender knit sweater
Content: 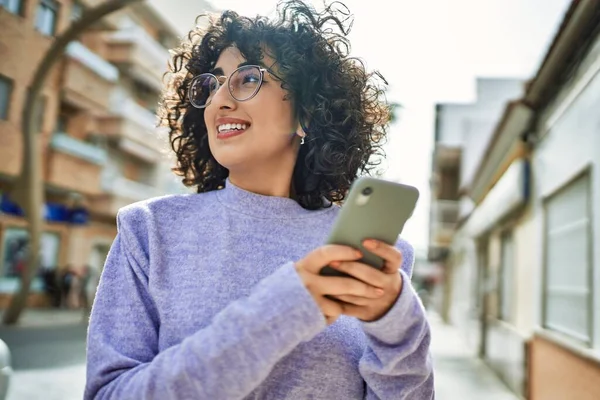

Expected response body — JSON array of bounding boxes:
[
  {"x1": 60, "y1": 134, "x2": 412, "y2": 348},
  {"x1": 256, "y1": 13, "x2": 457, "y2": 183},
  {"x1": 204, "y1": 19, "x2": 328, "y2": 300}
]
[{"x1": 85, "y1": 179, "x2": 434, "y2": 399}]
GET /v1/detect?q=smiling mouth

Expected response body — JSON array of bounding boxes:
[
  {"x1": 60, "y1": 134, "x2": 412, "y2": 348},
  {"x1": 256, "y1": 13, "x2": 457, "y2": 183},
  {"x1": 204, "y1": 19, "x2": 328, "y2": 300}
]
[{"x1": 216, "y1": 123, "x2": 249, "y2": 139}]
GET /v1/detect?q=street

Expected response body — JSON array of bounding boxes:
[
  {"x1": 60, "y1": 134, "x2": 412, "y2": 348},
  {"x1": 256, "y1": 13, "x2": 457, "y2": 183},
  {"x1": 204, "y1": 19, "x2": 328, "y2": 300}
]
[
  {"x1": 0, "y1": 311, "x2": 518, "y2": 400},
  {"x1": 0, "y1": 321, "x2": 87, "y2": 400}
]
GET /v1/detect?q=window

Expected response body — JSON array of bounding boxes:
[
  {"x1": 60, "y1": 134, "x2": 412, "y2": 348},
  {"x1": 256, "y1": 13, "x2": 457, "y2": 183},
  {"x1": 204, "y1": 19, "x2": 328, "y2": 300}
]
[
  {"x1": 0, "y1": 0, "x2": 23, "y2": 15},
  {"x1": 35, "y1": 0, "x2": 60, "y2": 36},
  {"x1": 70, "y1": 0, "x2": 83, "y2": 21},
  {"x1": 543, "y1": 173, "x2": 592, "y2": 343},
  {"x1": 498, "y1": 231, "x2": 514, "y2": 322},
  {"x1": 1, "y1": 228, "x2": 61, "y2": 278},
  {"x1": 0, "y1": 75, "x2": 13, "y2": 120},
  {"x1": 55, "y1": 114, "x2": 67, "y2": 134}
]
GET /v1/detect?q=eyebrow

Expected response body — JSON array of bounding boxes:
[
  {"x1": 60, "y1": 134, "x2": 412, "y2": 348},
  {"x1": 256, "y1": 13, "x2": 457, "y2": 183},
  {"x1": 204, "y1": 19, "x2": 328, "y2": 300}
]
[{"x1": 209, "y1": 61, "x2": 267, "y2": 76}]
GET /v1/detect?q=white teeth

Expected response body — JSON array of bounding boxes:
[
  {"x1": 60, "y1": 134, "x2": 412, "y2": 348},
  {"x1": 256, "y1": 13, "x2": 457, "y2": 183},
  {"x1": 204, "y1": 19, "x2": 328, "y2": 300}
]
[{"x1": 217, "y1": 123, "x2": 248, "y2": 132}]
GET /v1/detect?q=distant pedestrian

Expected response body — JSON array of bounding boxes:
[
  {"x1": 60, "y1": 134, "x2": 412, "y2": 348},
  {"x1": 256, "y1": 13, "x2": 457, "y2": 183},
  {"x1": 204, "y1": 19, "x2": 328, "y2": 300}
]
[
  {"x1": 59, "y1": 266, "x2": 74, "y2": 309},
  {"x1": 40, "y1": 266, "x2": 60, "y2": 308}
]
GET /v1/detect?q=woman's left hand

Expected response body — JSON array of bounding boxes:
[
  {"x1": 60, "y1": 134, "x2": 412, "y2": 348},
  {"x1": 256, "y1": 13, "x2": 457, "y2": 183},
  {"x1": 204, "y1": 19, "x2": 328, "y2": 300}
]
[{"x1": 329, "y1": 239, "x2": 403, "y2": 322}]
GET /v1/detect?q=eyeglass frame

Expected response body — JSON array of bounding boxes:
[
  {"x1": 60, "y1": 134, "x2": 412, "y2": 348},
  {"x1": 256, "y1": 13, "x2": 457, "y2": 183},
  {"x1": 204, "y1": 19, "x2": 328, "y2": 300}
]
[{"x1": 188, "y1": 64, "x2": 285, "y2": 109}]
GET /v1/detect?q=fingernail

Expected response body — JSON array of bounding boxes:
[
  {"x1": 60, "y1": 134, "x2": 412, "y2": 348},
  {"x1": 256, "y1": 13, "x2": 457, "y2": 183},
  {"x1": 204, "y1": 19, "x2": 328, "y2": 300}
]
[
  {"x1": 355, "y1": 250, "x2": 362, "y2": 258},
  {"x1": 331, "y1": 261, "x2": 341, "y2": 268},
  {"x1": 376, "y1": 288, "x2": 384, "y2": 296}
]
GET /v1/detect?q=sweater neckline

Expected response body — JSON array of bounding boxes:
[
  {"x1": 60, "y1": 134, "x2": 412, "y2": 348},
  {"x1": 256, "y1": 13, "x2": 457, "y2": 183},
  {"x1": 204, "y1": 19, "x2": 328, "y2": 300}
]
[{"x1": 215, "y1": 179, "x2": 333, "y2": 219}]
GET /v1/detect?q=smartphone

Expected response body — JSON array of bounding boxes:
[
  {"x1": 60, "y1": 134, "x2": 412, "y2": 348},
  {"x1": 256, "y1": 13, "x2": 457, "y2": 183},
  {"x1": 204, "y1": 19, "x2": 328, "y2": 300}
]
[{"x1": 320, "y1": 177, "x2": 419, "y2": 277}]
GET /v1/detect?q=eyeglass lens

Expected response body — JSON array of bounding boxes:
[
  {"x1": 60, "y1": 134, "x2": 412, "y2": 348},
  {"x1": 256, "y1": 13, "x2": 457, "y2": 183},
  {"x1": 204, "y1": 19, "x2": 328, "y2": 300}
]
[{"x1": 189, "y1": 65, "x2": 263, "y2": 108}]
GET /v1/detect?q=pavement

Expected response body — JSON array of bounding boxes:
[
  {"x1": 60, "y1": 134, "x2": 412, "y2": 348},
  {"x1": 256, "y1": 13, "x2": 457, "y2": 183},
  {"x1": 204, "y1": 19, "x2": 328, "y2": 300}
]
[
  {"x1": 429, "y1": 313, "x2": 520, "y2": 400},
  {"x1": 0, "y1": 310, "x2": 87, "y2": 400},
  {"x1": 0, "y1": 309, "x2": 520, "y2": 399}
]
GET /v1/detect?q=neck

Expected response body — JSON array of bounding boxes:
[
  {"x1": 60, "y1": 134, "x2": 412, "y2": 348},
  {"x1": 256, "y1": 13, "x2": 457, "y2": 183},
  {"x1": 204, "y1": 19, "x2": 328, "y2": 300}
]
[{"x1": 228, "y1": 160, "x2": 296, "y2": 198}]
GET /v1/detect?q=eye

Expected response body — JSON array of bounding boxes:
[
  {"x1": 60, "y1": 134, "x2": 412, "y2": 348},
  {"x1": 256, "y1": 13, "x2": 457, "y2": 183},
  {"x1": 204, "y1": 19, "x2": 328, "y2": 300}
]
[
  {"x1": 242, "y1": 73, "x2": 260, "y2": 84},
  {"x1": 236, "y1": 67, "x2": 261, "y2": 85}
]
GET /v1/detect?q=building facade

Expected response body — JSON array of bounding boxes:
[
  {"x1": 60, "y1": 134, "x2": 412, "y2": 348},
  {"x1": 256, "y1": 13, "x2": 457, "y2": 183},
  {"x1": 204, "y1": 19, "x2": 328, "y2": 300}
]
[
  {"x1": 0, "y1": 0, "x2": 194, "y2": 307},
  {"x1": 428, "y1": 78, "x2": 525, "y2": 326},
  {"x1": 432, "y1": 1, "x2": 600, "y2": 398}
]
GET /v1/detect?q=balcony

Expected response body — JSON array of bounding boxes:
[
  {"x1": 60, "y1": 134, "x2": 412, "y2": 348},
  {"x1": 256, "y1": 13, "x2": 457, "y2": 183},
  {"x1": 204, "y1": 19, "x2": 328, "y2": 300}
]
[
  {"x1": 433, "y1": 144, "x2": 461, "y2": 170},
  {"x1": 62, "y1": 42, "x2": 119, "y2": 115},
  {"x1": 90, "y1": 174, "x2": 162, "y2": 216},
  {"x1": 105, "y1": 25, "x2": 170, "y2": 92},
  {"x1": 431, "y1": 222, "x2": 458, "y2": 247},
  {"x1": 100, "y1": 96, "x2": 167, "y2": 162},
  {"x1": 45, "y1": 134, "x2": 108, "y2": 195},
  {"x1": 430, "y1": 200, "x2": 459, "y2": 247},
  {"x1": 433, "y1": 200, "x2": 460, "y2": 224},
  {"x1": 105, "y1": 175, "x2": 161, "y2": 201}
]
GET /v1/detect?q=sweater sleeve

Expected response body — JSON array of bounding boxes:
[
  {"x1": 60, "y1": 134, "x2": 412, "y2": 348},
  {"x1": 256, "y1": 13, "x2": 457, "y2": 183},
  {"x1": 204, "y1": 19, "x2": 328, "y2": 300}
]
[
  {"x1": 84, "y1": 209, "x2": 326, "y2": 400},
  {"x1": 358, "y1": 240, "x2": 435, "y2": 399}
]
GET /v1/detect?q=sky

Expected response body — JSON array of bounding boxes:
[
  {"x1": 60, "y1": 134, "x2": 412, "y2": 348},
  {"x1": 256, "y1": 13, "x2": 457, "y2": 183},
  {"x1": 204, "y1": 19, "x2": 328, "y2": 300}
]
[{"x1": 150, "y1": 0, "x2": 572, "y2": 254}]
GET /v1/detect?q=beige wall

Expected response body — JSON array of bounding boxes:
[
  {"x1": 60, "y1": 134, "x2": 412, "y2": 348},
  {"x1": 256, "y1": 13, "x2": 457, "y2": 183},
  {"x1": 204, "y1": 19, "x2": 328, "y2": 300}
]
[
  {"x1": 531, "y1": 335, "x2": 600, "y2": 400},
  {"x1": 0, "y1": 8, "x2": 60, "y2": 178},
  {"x1": 66, "y1": 222, "x2": 116, "y2": 268}
]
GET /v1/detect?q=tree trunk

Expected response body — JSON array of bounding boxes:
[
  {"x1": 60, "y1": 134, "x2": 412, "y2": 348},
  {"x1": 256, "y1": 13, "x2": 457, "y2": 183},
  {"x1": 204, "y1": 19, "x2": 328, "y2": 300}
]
[{"x1": 2, "y1": 0, "x2": 145, "y2": 325}]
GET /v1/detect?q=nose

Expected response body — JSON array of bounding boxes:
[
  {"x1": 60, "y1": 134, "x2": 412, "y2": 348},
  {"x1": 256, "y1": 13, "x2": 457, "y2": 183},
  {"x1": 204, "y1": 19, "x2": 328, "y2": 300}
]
[{"x1": 210, "y1": 80, "x2": 236, "y2": 110}]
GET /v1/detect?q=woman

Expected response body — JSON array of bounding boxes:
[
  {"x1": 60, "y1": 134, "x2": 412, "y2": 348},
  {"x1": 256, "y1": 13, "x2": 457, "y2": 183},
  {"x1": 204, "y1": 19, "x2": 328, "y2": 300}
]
[{"x1": 85, "y1": 1, "x2": 434, "y2": 399}]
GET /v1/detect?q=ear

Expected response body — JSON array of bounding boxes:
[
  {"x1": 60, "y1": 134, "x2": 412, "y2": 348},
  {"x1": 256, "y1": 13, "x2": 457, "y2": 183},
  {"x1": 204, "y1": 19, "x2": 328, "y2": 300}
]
[
  {"x1": 295, "y1": 123, "x2": 306, "y2": 140},
  {"x1": 296, "y1": 118, "x2": 310, "y2": 140}
]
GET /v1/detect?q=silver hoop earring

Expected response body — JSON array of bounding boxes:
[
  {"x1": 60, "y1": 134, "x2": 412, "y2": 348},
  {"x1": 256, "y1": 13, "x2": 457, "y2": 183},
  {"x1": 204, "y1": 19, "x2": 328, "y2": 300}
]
[{"x1": 300, "y1": 136, "x2": 305, "y2": 145}]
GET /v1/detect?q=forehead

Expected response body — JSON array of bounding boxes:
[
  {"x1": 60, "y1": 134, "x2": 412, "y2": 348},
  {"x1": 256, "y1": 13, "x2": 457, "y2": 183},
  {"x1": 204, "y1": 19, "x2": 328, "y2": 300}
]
[{"x1": 214, "y1": 46, "x2": 278, "y2": 74}]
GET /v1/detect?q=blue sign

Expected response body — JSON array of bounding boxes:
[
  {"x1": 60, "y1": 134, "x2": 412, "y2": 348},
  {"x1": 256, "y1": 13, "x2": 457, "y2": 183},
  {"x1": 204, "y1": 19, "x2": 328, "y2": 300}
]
[{"x1": 0, "y1": 194, "x2": 89, "y2": 224}]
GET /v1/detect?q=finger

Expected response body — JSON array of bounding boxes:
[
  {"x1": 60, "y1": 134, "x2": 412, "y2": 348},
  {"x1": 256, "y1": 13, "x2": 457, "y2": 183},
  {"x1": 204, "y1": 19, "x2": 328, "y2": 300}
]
[
  {"x1": 329, "y1": 261, "x2": 386, "y2": 288},
  {"x1": 338, "y1": 303, "x2": 370, "y2": 321},
  {"x1": 316, "y1": 276, "x2": 384, "y2": 299},
  {"x1": 298, "y1": 245, "x2": 362, "y2": 273},
  {"x1": 363, "y1": 240, "x2": 402, "y2": 274},
  {"x1": 319, "y1": 296, "x2": 343, "y2": 317},
  {"x1": 334, "y1": 294, "x2": 372, "y2": 306}
]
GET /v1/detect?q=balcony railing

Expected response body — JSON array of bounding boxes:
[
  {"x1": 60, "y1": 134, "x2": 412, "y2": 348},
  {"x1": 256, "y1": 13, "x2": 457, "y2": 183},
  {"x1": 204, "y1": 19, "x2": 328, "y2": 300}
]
[
  {"x1": 50, "y1": 133, "x2": 108, "y2": 165},
  {"x1": 62, "y1": 46, "x2": 118, "y2": 113},
  {"x1": 105, "y1": 24, "x2": 170, "y2": 91},
  {"x1": 102, "y1": 93, "x2": 166, "y2": 160},
  {"x1": 433, "y1": 200, "x2": 460, "y2": 224},
  {"x1": 430, "y1": 222, "x2": 457, "y2": 247},
  {"x1": 101, "y1": 174, "x2": 161, "y2": 203},
  {"x1": 65, "y1": 41, "x2": 119, "y2": 83},
  {"x1": 46, "y1": 135, "x2": 107, "y2": 195},
  {"x1": 433, "y1": 144, "x2": 461, "y2": 170}
]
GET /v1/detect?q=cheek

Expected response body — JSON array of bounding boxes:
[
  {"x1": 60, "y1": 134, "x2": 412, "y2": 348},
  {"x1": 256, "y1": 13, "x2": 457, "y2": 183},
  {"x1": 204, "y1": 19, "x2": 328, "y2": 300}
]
[
  {"x1": 250, "y1": 98, "x2": 295, "y2": 133},
  {"x1": 203, "y1": 107, "x2": 214, "y2": 129}
]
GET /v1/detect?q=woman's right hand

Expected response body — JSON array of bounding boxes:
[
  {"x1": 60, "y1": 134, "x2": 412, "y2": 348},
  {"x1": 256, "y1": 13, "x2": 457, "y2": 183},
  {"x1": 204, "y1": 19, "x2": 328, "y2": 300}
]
[{"x1": 295, "y1": 245, "x2": 385, "y2": 325}]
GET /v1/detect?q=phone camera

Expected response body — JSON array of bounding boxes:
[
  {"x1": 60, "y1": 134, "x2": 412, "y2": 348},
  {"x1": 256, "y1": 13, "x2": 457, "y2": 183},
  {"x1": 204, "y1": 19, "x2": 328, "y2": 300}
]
[{"x1": 361, "y1": 187, "x2": 373, "y2": 196}]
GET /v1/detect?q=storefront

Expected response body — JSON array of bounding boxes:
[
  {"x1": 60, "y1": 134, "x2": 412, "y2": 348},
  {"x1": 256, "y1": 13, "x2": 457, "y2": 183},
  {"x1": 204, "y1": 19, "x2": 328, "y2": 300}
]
[{"x1": 0, "y1": 193, "x2": 116, "y2": 308}]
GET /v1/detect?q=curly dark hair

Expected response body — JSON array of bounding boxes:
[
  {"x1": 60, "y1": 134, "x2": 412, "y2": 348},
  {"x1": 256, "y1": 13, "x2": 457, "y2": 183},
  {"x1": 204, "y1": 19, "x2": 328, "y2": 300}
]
[{"x1": 159, "y1": 0, "x2": 392, "y2": 209}]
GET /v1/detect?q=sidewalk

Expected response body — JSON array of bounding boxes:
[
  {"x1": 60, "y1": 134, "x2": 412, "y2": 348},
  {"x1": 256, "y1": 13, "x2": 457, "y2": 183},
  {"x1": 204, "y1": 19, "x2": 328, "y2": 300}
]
[
  {"x1": 8, "y1": 364, "x2": 86, "y2": 400},
  {"x1": 3, "y1": 309, "x2": 520, "y2": 399},
  {"x1": 429, "y1": 313, "x2": 519, "y2": 400}
]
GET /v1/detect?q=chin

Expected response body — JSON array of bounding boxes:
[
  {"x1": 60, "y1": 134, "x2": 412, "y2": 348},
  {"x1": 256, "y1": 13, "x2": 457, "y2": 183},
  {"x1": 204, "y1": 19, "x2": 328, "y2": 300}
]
[{"x1": 210, "y1": 149, "x2": 251, "y2": 171}]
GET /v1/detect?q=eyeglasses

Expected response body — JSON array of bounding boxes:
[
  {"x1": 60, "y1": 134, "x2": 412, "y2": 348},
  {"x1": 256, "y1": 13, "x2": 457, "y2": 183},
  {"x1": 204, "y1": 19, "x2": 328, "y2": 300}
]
[{"x1": 188, "y1": 64, "x2": 282, "y2": 109}]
